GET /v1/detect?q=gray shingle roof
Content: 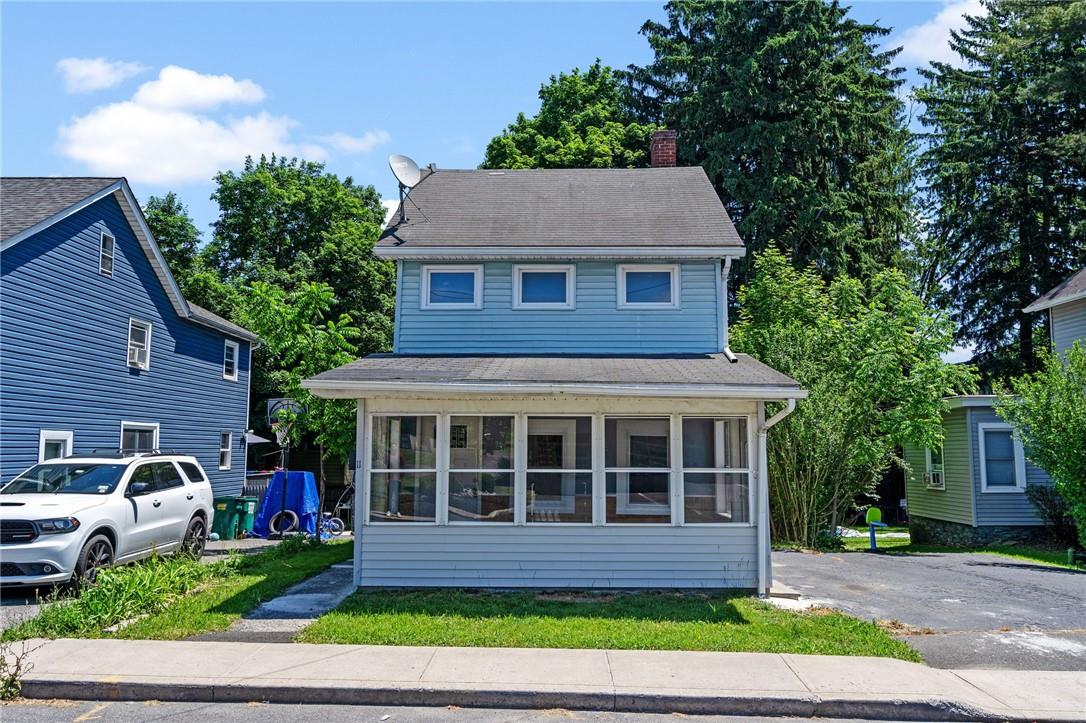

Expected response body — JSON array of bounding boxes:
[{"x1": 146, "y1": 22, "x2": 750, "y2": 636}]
[
  {"x1": 187, "y1": 302, "x2": 260, "y2": 342},
  {"x1": 305, "y1": 353, "x2": 803, "y2": 398},
  {"x1": 1024, "y1": 267, "x2": 1086, "y2": 313},
  {"x1": 1, "y1": 177, "x2": 122, "y2": 242},
  {"x1": 377, "y1": 167, "x2": 743, "y2": 253}
]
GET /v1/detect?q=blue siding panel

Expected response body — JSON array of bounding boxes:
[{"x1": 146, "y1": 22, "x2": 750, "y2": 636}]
[
  {"x1": 1, "y1": 194, "x2": 250, "y2": 495},
  {"x1": 395, "y1": 260, "x2": 723, "y2": 354},
  {"x1": 968, "y1": 406, "x2": 1052, "y2": 526}
]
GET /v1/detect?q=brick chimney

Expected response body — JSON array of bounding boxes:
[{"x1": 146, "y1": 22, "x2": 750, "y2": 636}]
[{"x1": 650, "y1": 129, "x2": 677, "y2": 167}]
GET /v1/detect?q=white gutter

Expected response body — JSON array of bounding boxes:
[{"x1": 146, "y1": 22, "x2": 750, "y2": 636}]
[
  {"x1": 374, "y1": 246, "x2": 747, "y2": 261},
  {"x1": 302, "y1": 378, "x2": 808, "y2": 400},
  {"x1": 757, "y1": 398, "x2": 797, "y2": 598}
]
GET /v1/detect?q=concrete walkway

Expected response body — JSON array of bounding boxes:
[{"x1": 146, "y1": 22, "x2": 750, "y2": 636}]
[
  {"x1": 189, "y1": 563, "x2": 356, "y2": 643},
  {"x1": 11, "y1": 638, "x2": 1085, "y2": 721}
]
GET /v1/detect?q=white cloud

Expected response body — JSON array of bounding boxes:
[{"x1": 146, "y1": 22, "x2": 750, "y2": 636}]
[
  {"x1": 941, "y1": 344, "x2": 975, "y2": 364},
  {"x1": 322, "y1": 130, "x2": 391, "y2": 153},
  {"x1": 893, "y1": 0, "x2": 987, "y2": 67},
  {"x1": 132, "y1": 65, "x2": 265, "y2": 110},
  {"x1": 56, "y1": 57, "x2": 147, "y2": 93}
]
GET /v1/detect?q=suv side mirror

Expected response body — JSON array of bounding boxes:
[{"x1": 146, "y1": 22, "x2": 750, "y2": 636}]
[{"x1": 127, "y1": 481, "x2": 151, "y2": 497}]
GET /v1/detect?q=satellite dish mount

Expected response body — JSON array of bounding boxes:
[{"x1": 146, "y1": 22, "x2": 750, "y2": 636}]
[{"x1": 388, "y1": 154, "x2": 422, "y2": 224}]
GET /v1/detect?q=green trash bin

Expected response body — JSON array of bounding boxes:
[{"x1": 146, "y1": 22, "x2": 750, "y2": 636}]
[
  {"x1": 211, "y1": 497, "x2": 239, "y2": 541},
  {"x1": 235, "y1": 497, "x2": 258, "y2": 537}
]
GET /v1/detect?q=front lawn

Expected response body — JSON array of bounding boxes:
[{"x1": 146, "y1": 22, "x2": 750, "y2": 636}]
[
  {"x1": 839, "y1": 535, "x2": 1083, "y2": 569},
  {"x1": 297, "y1": 589, "x2": 921, "y2": 661}
]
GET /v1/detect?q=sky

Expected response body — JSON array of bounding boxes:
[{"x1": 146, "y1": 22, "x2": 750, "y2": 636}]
[{"x1": 2, "y1": 0, "x2": 983, "y2": 235}]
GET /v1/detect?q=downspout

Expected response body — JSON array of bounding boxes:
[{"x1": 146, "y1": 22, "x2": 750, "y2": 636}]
[
  {"x1": 757, "y1": 398, "x2": 797, "y2": 597},
  {"x1": 721, "y1": 257, "x2": 738, "y2": 363}
]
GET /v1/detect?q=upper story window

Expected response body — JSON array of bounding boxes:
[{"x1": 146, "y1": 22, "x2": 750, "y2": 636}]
[
  {"x1": 127, "y1": 319, "x2": 152, "y2": 370},
  {"x1": 617, "y1": 264, "x2": 680, "y2": 309},
  {"x1": 421, "y1": 265, "x2": 483, "y2": 309},
  {"x1": 223, "y1": 340, "x2": 239, "y2": 381},
  {"x1": 979, "y1": 423, "x2": 1026, "y2": 493},
  {"x1": 99, "y1": 230, "x2": 115, "y2": 277},
  {"x1": 513, "y1": 265, "x2": 575, "y2": 310},
  {"x1": 925, "y1": 445, "x2": 945, "y2": 490}
]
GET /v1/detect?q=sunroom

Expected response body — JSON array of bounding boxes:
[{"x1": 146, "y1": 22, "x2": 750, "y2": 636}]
[{"x1": 303, "y1": 354, "x2": 804, "y2": 593}]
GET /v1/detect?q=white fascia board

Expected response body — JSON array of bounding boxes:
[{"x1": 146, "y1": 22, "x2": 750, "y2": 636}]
[
  {"x1": 1, "y1": 181, "x2": 125, "y2": 252},
  {"x1": 1023, "y1": 288, "x2": 1086, "y2": 313},
  {"x1": 301, "y1": 378, "x2": 808, "y2": 400},
  {"x1": 944, "y1": 395, "x2": 998, "y2": 409},
  {"x1": 374, "y1": 246, "x2": 748, "y2": 261}
]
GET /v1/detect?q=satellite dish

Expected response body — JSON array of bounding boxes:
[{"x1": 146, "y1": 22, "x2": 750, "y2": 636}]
[{"x1": 389, "y1": 154, "x2": 421, "y2": 188}]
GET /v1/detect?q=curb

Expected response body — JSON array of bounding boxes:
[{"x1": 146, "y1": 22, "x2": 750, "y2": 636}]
[{"x1": 20, "y1": 678, "x2": 1082, "y2": 722}]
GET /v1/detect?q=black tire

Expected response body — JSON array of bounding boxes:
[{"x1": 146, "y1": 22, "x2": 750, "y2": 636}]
[
  {"x1": 182, "y1": 515, "x2": 208, "y2": 557},
  {"x1": 269, "y1": 510, "x2": 299, "y2": 534},
  {"x1": 74, "y1": 534, "x2": 113, "y2": 586},
  {"x1": 326, "y1": 517, "x2": 345, "y2": 536}
]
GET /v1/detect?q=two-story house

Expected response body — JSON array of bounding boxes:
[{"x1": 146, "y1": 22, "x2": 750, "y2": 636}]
[
  {"x1": 0, "y1": 177, "x2": 257, "y2": 496},
  {"x1": 1024, "y1": 266, "x2": 1086, "y2": 356},
  {"x1": 304, "y1": 133, "x2": 806, "y2": 593}
]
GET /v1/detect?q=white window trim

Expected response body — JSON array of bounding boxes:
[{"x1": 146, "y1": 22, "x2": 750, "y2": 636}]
[
  {"x1": 223, "y1": 339, "x2": 240, "y2": 381},
  {"x1": 120, "y1": 421, "x2": 159, "y2": 454},
  {"x1": 513, "y1": 264, "x2": 576, "y2": 310},
  {"x1": 219, "y1": 431, "x2": 233, "y2": 470},
  {"x1": 38, "y1": 430, "x2": 73, "y2": 462},
  {"x1": 420, "y1": 264, "x2": 484, "y2": 310},
  {"x1": 99, "y1": 229, "x2": 115, "y2": 277},
  {"x1": 127, "y1": 318, "x2": 152, "y2": 370},
  {"x1": 925, "y1": 446, "x2": 945, "y2": 490},
  {"x1": 679, "y1": 416, "x2": 755, "y2": 526},
  {"x1": 978, "y1": 423, "x2": 1027, "y2": 493},
  {"x1": 617, "y1": 264, "x2": 680, "y2": 310}
]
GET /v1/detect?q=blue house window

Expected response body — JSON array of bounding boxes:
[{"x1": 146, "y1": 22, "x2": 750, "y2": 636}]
[
  {"x1": 223, "y1": 340, "x2": 239, "y2": 381},
  {"x1": 979, "y1": 423, "x2": 1025, "y2": 493},
  {"x1": 618, "y1": 264, "x2": 680, "y2": 309},
  {"x1": 421, "y1": 265, "x2": 482, "y2": 309},
  {"x1": 514, "y1": 265, "x2": 575, "y2": 309},
  {"x1": 99, "y1": 231, "x2": 115, "y2": 277}
]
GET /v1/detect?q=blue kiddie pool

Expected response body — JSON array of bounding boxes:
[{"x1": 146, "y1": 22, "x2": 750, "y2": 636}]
[{"x1": 253, "y1": 470, "x2": 320, "y2": 538}]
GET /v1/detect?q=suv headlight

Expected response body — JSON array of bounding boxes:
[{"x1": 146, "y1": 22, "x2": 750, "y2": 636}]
[{"x1": 35, "y1": 517, "x2": 80, "y2": 534}]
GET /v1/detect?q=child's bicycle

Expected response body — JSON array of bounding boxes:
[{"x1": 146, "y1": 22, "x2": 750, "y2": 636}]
[{"x1": 319, "y1": 511, "x2": 346, "y2": 537}]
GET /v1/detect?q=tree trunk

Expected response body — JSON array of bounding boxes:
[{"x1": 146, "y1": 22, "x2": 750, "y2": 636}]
[{"x1": 317, "y1": 441, "x2": 326, "y2": 545}]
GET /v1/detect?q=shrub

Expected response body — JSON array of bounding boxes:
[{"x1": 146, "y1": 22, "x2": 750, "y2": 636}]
[{"x1": 1026, "y1": 485, "x2": 1079, "y2": 548}]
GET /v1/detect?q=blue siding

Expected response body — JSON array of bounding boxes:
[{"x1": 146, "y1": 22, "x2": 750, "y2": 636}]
[
  {"x1": 395, "y1": 260, "x2": 722, "y2": 354},
  {"x1": 1051, "y1": 298, "x2": 1086, "y2": 356},
  {"x1": 0, "y1": 194, "x2": 250, "y2": 495},
  {"x1": 968, "y1": 406, "x2": 1052, "y2": 527}
]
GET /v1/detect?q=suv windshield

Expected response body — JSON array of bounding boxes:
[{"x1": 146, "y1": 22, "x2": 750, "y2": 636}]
[{"x1": 1, "y1": 463, "x2": 127, "y2": 495}]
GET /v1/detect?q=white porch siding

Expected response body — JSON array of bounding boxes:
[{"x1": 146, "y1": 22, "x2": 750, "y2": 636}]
[{"x1": 356, "y1": 526, "x2": 757, "y2": 588}]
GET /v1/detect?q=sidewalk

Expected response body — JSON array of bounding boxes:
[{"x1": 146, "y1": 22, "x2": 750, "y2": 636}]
[{"x1": 11, "y1": 638, "x2": 1085, "y2": 721}]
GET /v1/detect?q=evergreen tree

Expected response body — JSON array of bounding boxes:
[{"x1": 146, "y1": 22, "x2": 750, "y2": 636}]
[
  {"x1": 483, "y1": 60, "x2": 657, "y2": 169},
  {"x1": 624, "y1": 0, "x2": 915, "y2": 283},
  {"x1": 916, "y1": 0, "x2": 1086, "y2": 379}
]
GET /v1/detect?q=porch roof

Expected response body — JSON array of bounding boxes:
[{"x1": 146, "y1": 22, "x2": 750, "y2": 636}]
[{"x1": 303, "y1": 353, "x2": 806, "y2": 400}]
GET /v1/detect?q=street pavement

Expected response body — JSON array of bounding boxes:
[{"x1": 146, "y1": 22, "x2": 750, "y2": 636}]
[
  {"x1": 3, "y1": 700, "x2": 880, "y2": 723},
  {"x1": 773, "y1": 549, "x2": 1086, "y2": 670}
]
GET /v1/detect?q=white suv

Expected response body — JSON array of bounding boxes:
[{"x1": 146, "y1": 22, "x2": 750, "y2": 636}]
[{"x1": 0, "y1": 454, "x2": 215, "y2": 586}]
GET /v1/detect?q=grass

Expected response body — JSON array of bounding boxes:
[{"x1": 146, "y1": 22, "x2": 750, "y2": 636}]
[
  {"x1": 297, "y1": 589, "x2": 921, "y2": 661},
  {"x1": 837, "y1": 533, "x2": 1084, "y2": 569},
  {"x1": 115, "y1": 538, "x2": 351, "y2": 639},
  {"x1": 3, "y1": 537, "x2": 352, "y2": 641}
]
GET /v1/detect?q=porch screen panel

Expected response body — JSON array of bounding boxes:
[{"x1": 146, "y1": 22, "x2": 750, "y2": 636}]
[
  {"x1": 448, "y1": 416, "x2": 514, "y2": 523},
  {"x1": 526, "y1": 416, "x2": 592, "y2": 523},
  {"x1": 370, "y1": 415, "x2": 437, "y2": 522},
  {"x1": 681, "y1": 417, "x2": 750, "y2": 523},
  {"x1": 605, "y1": 417, "x2": 671, "y2": 523}
]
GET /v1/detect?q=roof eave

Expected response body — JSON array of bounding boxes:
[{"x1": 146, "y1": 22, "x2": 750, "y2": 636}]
[
  {"x1": 1023, "y1": 288, "x2": 1086, "y2": 313},
  {"x1": 301, "y1": 378, "x2": 807, "y2": 400},
  {"x1": 374, "y1": 245, "x2": 747, "y2": 261}
]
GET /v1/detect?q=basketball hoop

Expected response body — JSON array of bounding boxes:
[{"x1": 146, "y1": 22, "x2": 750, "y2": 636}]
[{"x1": 272, "y1": 421, "x2": 290, "y2": 447}]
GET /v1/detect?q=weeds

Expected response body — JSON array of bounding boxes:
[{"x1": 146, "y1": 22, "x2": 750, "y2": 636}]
[{"x1": 0, "y1": 640, "x2": 40, "y2": 700}]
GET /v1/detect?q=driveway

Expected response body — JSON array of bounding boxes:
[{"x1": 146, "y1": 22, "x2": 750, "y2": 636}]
[{"x1": 773, "y1": 549, "x2": 1086, "y2": 671}]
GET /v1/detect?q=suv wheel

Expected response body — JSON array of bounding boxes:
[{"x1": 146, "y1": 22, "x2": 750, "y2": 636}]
[
  {"x1": 75, "y1": 534, "x2": 113, "y2": 586},
  {"x1": 182, "y1": 516, "x2": 207, "y2": 557}
]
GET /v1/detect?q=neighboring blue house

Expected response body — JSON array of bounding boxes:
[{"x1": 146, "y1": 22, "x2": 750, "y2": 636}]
[
  {"x1": 1024, "y1": 266, "x2": 1086, "y2": 356},
  {"x1": 0, "y1": 177, "x2": 257, "y2": 496},
  {"x1": 305, "y1": 132, "x2": 807, "y2": 593}
]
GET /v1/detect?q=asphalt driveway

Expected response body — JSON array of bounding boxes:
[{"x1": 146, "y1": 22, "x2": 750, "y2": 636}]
[{"x1": 773, "y1": 549, "x2": 1086, "y2": 671}]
